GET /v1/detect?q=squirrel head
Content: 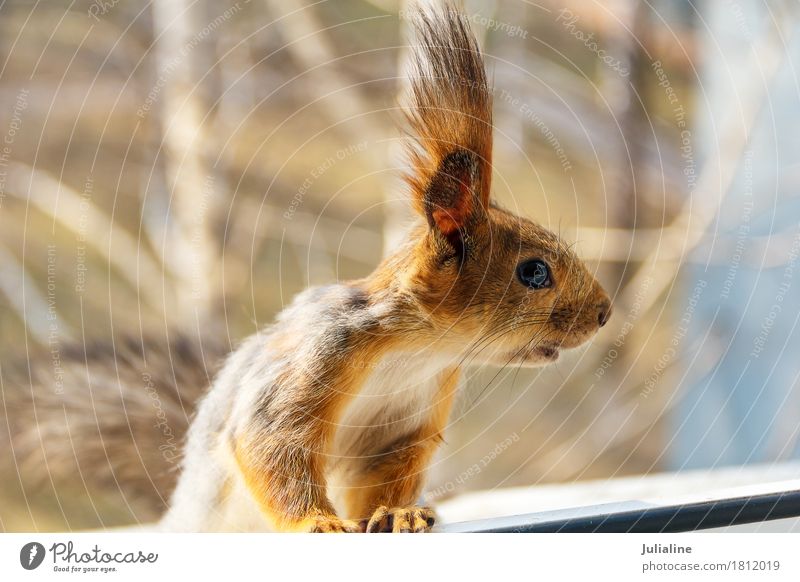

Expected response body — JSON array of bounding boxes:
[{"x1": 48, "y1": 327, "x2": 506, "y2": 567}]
[
  {"x1": 384, "y1": 2, "x2": 611, "y2": 366},
  {"x1": 401, "y1": 194, "x2": 612, "y2": 367}
]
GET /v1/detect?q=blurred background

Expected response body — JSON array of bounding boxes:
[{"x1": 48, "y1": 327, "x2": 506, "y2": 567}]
[{"x1": 1, "y1": 0, "x2": 799, "y2": 531}]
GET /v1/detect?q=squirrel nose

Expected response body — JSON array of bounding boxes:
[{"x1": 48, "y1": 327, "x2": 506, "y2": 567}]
[{"x1": 597, "y1": 301, "x2": 612, "y2": 328}]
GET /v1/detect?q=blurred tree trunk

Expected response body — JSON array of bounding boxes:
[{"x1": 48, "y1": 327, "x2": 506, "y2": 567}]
[
  {"x1": 151, "y1": 0, "x2": 224, "y2": 326},
  {"x1": 601, "y1": 0, "x2": 651, "y2": 287}
]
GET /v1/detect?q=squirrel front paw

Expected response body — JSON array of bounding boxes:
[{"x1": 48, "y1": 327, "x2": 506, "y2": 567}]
[
  {"x1": 305, "y1": 515, "x2": 363, "y2": 533},
  {"x1": 365, "y1": 505, "x2": 435, "y2": 533}
]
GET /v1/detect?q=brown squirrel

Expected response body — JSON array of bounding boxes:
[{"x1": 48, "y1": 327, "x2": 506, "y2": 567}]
[{"x1": 3, "y1": 2, "x2": 610, "y2": 533}]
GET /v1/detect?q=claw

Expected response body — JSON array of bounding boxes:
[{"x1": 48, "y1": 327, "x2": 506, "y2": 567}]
[
  {"x1": 307, "y1": 515, "x2": 362, "y2": 533},
  {"x1": 366, "y1": 505, "x2": 390, "y2": 533},
  {"x1": 364, "y1": 505, "x2": 436, "y2": 533}
]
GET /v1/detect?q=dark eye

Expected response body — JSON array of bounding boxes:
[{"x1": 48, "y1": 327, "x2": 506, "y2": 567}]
[{"x1": 516, "y1": 259, "x2": 552, "y2": 289}]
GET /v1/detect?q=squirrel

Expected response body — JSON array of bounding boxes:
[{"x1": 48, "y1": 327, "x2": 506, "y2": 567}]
[{"x1": 2, "y1": 2, "x2": 611, "y2": 533}]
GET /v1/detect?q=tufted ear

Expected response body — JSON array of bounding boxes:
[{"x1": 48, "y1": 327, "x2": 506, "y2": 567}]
[
  {"x1": 401, "y1": 3, "x2": 493, "y2": 257},
  {"x1": 423, "y1": 149, "x2": 485, "y2": 253}
]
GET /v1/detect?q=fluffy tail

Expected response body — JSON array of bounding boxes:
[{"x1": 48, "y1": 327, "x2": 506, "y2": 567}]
[
  {"x1": 1, "y1": 333, "x2": 226, "y2": 526},
  {"x1": 403, "y1": 1, "x2": 493, "y2": 212}
]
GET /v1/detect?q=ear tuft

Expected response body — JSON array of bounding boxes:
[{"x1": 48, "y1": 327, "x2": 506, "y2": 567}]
[
  {"x1": 401, "y1": 2, "x2": 493, "y2": 253},
  {"x1": 424, "y1": 150, "x2": 480, "y2": 246}
]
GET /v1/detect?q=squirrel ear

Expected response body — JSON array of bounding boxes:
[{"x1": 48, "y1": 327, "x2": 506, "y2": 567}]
[{"x1": 422, "y1": 149, "x2": 485, "y2": 250}]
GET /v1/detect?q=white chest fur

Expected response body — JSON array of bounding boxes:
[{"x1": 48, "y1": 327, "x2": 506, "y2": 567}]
[{"x1": 329, "y1": 351, "x2": 452, "y2": 461}]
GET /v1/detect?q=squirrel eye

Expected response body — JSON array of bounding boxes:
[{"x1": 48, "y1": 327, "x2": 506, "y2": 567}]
[{"x1": 516, "y1": 259, "x2": 552, "y2": 289}]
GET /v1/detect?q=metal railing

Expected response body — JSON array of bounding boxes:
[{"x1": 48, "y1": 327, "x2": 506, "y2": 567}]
[{"x1": 438, "y1": 489, "x2": 800, "y2": 533}]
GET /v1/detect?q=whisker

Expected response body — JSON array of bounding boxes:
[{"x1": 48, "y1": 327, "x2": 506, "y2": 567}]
[{"x1": 466, "y1": 327, "x2": 561, "y2": 410}]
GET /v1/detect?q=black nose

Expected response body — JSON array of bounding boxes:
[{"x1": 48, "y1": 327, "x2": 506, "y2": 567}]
[{"x1": 597, "y1": 302, "x2": 612, "y2": 327}]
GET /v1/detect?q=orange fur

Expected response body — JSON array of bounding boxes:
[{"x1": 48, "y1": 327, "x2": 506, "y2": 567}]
[{"x1": 233, "y1": 334, "x2": 395, "y2": 531}]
